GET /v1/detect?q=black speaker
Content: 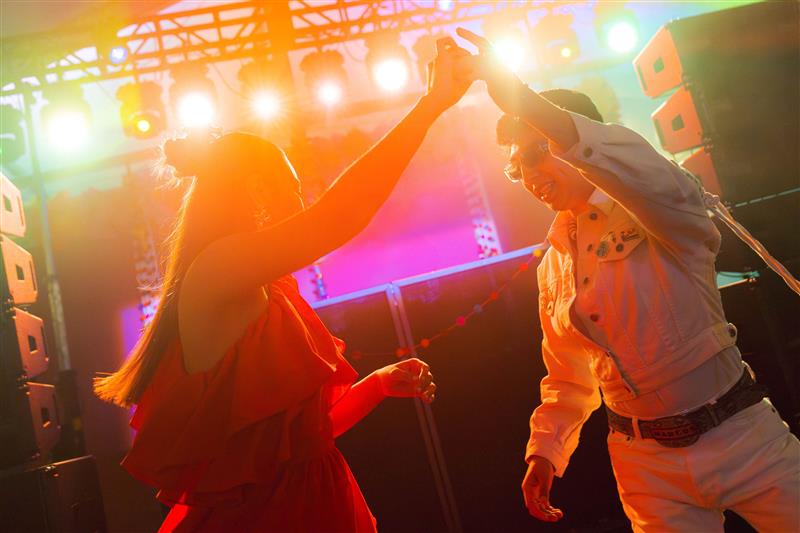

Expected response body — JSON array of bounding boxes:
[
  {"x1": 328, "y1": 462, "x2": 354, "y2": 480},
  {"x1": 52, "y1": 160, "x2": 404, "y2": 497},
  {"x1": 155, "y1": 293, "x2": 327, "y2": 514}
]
[
  {"x1": 635, "y1": 2, "x2": 800, "y2": 203},
  {"x1": 0, "y1": 455, "x2": 107, "y2": 532}
]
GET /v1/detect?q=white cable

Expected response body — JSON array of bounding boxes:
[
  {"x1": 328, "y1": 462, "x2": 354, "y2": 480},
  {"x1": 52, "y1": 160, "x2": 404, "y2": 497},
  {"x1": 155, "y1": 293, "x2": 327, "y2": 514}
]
[{"x1": 703, "y1": 191, "x2": 800, "y2": 296}]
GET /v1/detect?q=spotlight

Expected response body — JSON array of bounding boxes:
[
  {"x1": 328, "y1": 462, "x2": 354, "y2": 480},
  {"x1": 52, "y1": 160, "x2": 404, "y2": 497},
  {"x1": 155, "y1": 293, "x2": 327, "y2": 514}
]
[
  {"x1": 237, "y1": 58, "x2": 292, "y2": 123},
  {"x1": 366, "y1": 33, "x2": 412, "y2": 93},
  {"x1": 252, "y1": 90, "x2": 282, "y2": 120},
  {"x1": 482, "y1": 16, "x2": 529, "y2": 73},
  {"x1": 169, "y1": 63, "x2": 217, "y2": 128},
  {"x1": 531, "y1": 13, "x2": 580, "y2": 66},
  {"x1": 177, "y1": 93, "x2": 216, "y2": 128},
  {"x1": 491, "y1": 35, "x2": 526, "y2": 73},
  {"x1": 109, "y1": 45, "x2": 129, "y2": 65},
  {"x1": 594, "y1": 4, "x2": 640, "y2": 54},
  {"x1": 0, "y1": 104, "x2": 26, "y2": 164},
  {"x1": 317, "y1": 82, "x2": 343, "y2": 107},
  {"x1": 300, "y1": 50, "x2": 347, "y2": 108},
  {"x1": 606, "y1": 21, "x2": 639, "y2": 53},
  {"x1": 41, "y1": 86, "x2": 91, "y2": 153},
  {"x1": 437, "y1": 0, "x2": 454, "y2": 11},
  {"x1": 372, "y1": 58, "x2": 410, "y2": 92},
  {"x1": 117, "y1": 81, "x2": 166, "y2": 139}
]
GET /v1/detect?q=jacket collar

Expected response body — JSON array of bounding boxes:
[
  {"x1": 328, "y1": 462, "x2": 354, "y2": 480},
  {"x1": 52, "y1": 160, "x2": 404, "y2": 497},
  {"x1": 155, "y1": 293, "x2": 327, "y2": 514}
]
[{"x1": 546, "y1": 188, "x2": 614, "y2": 255}]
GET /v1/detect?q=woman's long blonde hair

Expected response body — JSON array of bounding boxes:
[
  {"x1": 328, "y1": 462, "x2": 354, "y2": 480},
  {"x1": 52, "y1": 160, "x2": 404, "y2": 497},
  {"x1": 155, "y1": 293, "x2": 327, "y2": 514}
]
[{"x1": 94, "y1": 133, "x2": 286, "y2": 407}]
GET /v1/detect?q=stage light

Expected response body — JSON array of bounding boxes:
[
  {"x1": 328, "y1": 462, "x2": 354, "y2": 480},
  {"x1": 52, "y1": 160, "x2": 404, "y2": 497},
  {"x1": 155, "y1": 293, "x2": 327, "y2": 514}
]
[
  {"x1": 531, "y1": 13, "x2": 580, "y2": 66},
  {"x1": 300, "y1": 50, "x2": 347, "y2": 108},
  {"x1": 365, "y1": 33, "x2": 412, "y2": 93},
  {"x1": 117, "y1": 81, "x2": 166, "y2": 139},
  {"x1": 41, "y1": 86, "x2": 92, "y2": 153},
  {"x1": 606, "y1": 21, "x2": 639, "y2": 53},
  {"x1": 109, "y1": 45, "x2": 128, "y2": 65},
  {"x1": 594, "y1": 4, "x2": 640, "y2": 54},
  {"x1": 45, "y1": 111, "x2": 90, "y2": 152},
  {"x1": 177, "y1": 93, "x2": 216, "y2": 128},
  {"x1": 252, "y1": 90, "x2": 282, "y2": 120},
  {"x1": 0, "y1": 104, "x2": 26, "y2": 163},
  {"x1": 237, "y1": 58, "x2": 292, "y2": 123},
  {"x1": 437, "y1": 0, "x2": 454, "y2": 11},
  {"x1": 169, "y1": 63, "x2": 218, "y2": 128},
  {"x1": 317, "y1": 82, "x2": 343, "y2": 107},
  {"x1": 482, "y1": 16, "x2": 529, "y2": 73},
  {"x1": 372, "y1": 58, "x2": 410, "y2": 92},
  {"x1": 491, "y1": 36, "x2": 526, "y2": 73}
]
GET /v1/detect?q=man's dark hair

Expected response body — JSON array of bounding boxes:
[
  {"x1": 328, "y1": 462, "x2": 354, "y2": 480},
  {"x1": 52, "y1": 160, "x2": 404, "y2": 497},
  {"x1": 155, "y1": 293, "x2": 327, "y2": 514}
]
[{"x1": 496, "y1": 89, "x2": 603, "y2": 146}]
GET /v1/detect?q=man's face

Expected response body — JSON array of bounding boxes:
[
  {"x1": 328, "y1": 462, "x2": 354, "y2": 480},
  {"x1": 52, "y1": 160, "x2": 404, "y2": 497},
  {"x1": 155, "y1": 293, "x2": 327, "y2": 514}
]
[{"x1": 507, "y1": 129, "x2": 595, "y2": 213}]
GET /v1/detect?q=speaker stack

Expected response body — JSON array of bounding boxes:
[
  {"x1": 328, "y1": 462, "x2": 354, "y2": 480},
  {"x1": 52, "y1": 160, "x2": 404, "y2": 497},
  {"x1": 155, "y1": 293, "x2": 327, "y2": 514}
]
[
  {"x1": 0, "y1": 172, "x2": 106, "y2": 532},
  {"x1": 633, "y1": 2, "x2": 800, "y2": 429}
]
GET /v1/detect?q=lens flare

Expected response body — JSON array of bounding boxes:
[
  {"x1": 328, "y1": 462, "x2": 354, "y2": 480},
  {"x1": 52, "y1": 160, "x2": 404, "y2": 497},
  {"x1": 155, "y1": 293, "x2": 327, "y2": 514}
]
[
  {"x1": 45, "y1": 110, "x2": 90, "y2": 152},
  {"x1": 317, "y1": 81, "x2": 343, "y2": 107},
  {"x1": 177, "y1": 92, "x2": 215, "y2": 127},
  {"x1": 492, "y1": 37, "x2": 526, "y2": 72},
  {"x1": 372, "y1": 59, "x2": 409, "y2": 92},
  {"x1": 607, "y1": 21, "x2": 638, "y2": 53}
]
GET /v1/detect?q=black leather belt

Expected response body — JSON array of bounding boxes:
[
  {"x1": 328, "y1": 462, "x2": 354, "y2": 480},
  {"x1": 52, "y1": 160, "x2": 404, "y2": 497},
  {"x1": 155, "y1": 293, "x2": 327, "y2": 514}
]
[{"x1": 605, "y1": 369, "x2": 768, "y2": 448}]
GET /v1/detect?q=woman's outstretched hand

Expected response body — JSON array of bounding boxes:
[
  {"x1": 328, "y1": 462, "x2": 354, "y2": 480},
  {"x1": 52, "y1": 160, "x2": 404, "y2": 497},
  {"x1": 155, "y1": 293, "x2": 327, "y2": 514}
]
[
  {"x1": 376, "y1": 358, "x2": 436, "y2": 404},
  {"x1": 424, "y1": 36, "x2": 477, "y2": 114},
  {"x1": 455, "y1": 27, "x2": 530, "y2": 116}
]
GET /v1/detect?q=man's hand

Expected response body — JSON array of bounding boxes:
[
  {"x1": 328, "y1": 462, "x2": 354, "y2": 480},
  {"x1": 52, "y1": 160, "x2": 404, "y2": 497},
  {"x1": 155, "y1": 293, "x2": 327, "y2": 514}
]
[
  {"x1": 455, "y1": 27, "x2": 530, "y2": 116},
  {"x1": 521, "y1": 456, "x2": 564, "y2": 522},
  {"x1": 424, "y1": 36, "x2": 477, "y2": 113}
]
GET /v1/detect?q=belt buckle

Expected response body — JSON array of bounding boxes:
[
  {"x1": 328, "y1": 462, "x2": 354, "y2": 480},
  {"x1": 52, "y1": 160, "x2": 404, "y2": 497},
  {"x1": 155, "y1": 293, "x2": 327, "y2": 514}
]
[{"x1": 647, "y1": 415, "x2": 701, "y2": 448}]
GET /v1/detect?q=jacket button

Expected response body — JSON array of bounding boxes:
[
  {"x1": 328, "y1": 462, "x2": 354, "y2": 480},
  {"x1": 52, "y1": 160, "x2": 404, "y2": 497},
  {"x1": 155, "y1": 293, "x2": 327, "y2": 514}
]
[
  {"x1": 583, "y1": 147, "x2": 594, "y2": 157},
  {"x1": 590, "y1": 313, "x2": 600, "y2": 322},
  {"x1": 587, "y1": 244, "x2": 594, "y2": 252},
  {"x1": 589, "y1": 212, "x2": 598, "y2": 220},
  {"x1": 615, "y1": 243, "x2": 624, "y2": 252},
  {"x1": 583, "y1": 276, "x2": 590, "y2": 285}
]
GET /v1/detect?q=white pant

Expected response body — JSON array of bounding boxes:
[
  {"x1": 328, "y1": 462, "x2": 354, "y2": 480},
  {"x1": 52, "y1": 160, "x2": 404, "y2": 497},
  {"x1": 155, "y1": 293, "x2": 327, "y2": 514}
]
[{"x1": 607, "y1": 399, "x2": 800, "y2": 532}]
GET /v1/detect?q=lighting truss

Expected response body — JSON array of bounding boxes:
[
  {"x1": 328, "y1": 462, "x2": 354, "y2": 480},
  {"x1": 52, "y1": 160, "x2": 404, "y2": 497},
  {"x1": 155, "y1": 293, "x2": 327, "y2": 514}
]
[{"x1": 1, "y1": 1, "x2": 580, "y2": 97}]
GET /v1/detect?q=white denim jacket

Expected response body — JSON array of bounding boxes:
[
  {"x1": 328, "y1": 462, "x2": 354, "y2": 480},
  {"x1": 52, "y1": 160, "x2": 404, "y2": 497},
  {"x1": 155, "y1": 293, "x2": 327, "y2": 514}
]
[{"x1": 526, "y1": 112, "x2": 742, "y2": 477}]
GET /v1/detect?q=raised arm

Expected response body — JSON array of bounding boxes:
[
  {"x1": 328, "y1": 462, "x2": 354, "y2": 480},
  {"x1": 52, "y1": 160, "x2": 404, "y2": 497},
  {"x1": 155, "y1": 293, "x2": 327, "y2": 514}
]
[{"x1": 189, "y1": 38, "x2": 474, "y2": 301}]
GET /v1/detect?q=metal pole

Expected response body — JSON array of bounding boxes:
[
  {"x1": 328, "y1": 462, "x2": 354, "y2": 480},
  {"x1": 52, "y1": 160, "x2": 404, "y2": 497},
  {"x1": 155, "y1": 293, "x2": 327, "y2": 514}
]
[{"x1": 21, "y1": 90, "x2": 71, "y2": 370}]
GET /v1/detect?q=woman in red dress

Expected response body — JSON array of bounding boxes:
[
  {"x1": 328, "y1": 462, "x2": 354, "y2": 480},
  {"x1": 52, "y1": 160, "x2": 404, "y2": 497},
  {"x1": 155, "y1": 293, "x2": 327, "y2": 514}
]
[{"x1": 94, "y1": 38, "x2": 473, "y2": 532}]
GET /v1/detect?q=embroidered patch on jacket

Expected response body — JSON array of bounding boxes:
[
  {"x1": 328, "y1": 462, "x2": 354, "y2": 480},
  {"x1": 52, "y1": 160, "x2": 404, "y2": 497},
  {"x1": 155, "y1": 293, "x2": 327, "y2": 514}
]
[{"x1": 620, "y1": 228, "x2": 641, "y2": 242}]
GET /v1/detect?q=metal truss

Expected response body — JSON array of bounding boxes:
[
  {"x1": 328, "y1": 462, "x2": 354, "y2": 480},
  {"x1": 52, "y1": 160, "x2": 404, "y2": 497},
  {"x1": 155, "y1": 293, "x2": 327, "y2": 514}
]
[{"x1": 1, "y1": 0, "x2": 577, "y2": 96}]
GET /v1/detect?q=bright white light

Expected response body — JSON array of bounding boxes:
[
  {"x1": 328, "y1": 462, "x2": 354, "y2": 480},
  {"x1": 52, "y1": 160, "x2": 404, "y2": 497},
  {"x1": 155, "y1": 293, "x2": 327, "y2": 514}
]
[
  {"x1": 252, "y1": 91, "x2": 282, "y2": 120},
  {"x1": 560, "y1": 46, "x2": 573, "y2": 59},
  {"x1": 372, "y1": 59, "x2": 409, "y2": 92},
  {"x1": 317, "y1": 81, "x2": 343, "y2": 107},
  {"x1": 45, "y1": 111, "x2": 90, "y2": 152},
  {"x1": 135, "y1": 117, "x2": 152, "y2": 134},
  {"x1": 109, "y1": 46, "x2": 128, "y2": 64},
  {"x1": 492, "y1": 37, "x2": 525, "y2": 72},
  {"x1": 437, "y1": 0, "x2": 454, "y2": 11},
  {"x1": 607, "y1": 22, "x2": 638, "y2": 53},
  {"x1": 177, "y1": 92, "x2": 215, "y2": 127}
]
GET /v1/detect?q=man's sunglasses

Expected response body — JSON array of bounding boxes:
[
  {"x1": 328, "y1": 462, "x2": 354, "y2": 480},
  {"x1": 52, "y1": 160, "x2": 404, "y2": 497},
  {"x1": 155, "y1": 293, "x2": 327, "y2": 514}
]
[{"x1": 503, "y1": 142, "x2": 549, "y2": 182}]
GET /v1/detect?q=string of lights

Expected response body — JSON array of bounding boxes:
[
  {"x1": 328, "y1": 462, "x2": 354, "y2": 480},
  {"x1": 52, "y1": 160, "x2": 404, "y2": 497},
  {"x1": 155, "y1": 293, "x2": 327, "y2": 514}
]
[{"x1": 349, "y1": 248, "x2": 544, "y2": 360}]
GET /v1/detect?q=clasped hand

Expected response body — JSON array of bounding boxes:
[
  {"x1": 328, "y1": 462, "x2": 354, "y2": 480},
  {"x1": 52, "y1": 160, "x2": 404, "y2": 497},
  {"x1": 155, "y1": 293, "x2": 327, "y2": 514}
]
[
  {"x1": 425, "y1": 28, "x2": 530, "y2": 117},
  {"x1": 375, "y1": 358, "x2": 436, "y2": 404}
]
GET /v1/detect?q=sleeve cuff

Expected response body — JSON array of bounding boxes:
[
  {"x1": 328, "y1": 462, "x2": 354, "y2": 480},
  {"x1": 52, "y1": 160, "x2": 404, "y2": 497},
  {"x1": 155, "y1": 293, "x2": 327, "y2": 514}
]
[
  {"x1": 549, "y1": 110, "x2": 612, "y2": 166},
  {"x1": 525, "y1": 441, "x2": 570, "y2": 478}
]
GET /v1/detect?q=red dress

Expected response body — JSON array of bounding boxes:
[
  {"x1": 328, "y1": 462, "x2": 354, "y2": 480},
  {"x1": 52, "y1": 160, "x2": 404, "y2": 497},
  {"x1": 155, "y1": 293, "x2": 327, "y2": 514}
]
[{"x1": 123, "y1": 276, "x2": 377, "y2": 532}]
